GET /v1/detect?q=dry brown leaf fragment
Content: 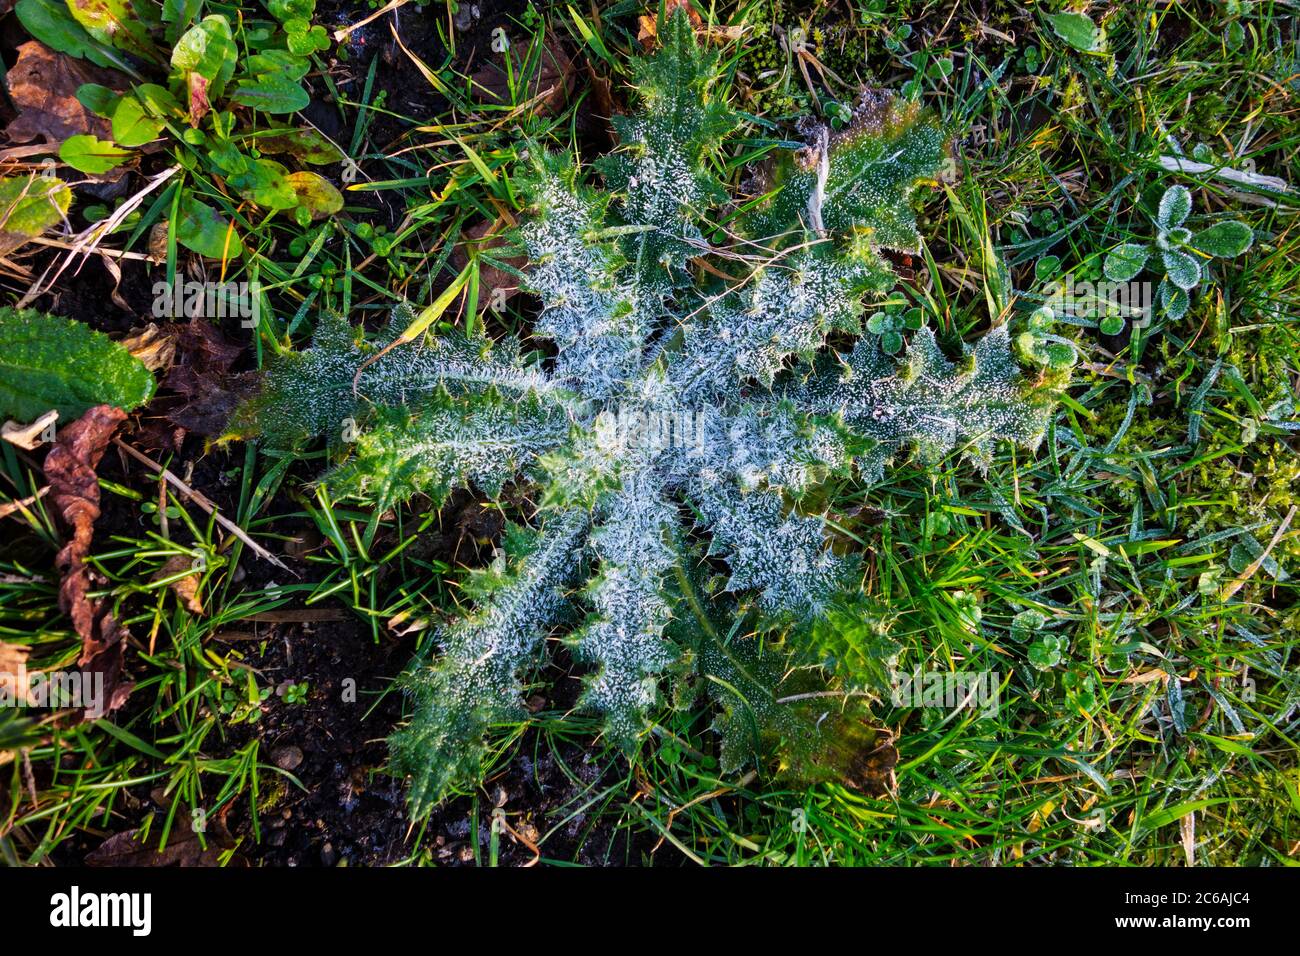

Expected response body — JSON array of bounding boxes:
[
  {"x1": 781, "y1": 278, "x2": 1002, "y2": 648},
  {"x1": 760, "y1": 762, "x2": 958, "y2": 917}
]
[
  {"x1": 637, "y1": 5, "x2": 741, "y2": 49},
  {"x1": 637, "y1": 0, "x2": 703, "y2": 48},
  {"x1": 187, "y1": 73, "x2": 210, "y2": 127},
  {"x1": 469, "y1": 36, "x2": 574, "y2": 115},
  {"x1": 147, "y1": 222, "x2": 169, "y2": 263},
  {"x1": 86, "y1": 814, "x2": 244, "y2": 867},
  {"x1": 152, "y1": 554, "x2": 204, "y2": 615},
  {"x1": 119, "y1": 323, "x2": 178, "y2": 373},
  {"x1": 845, "y1": 725, "x2": 899, "y2": 797},
  {"x1": 451, "y1": 218, "x2": 526, "y2": 313},
  {"x1": 2, "y1": 409, "x2": 59, "y2": 451},
  {"x1": 3, "y1": 41, "x2": 125, "y2": 147},
  {"x1": 0, "y1": 640, "x2": 33, "y2": 706},
  {"x1": 161, "y1": 318, "x2": 257, "y2": 437},
  {"x1": 43, "y1": 404, "x2": 133, "y2": 717},
  {"x1": 0, "y1": 487, "x2": 50, "y2": 522}
]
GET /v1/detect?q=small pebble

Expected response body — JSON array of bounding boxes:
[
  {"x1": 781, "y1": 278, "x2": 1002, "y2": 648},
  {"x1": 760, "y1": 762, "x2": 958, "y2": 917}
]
[{"x1": 272, "y1": 745, "x2": 304, "y2": 771}]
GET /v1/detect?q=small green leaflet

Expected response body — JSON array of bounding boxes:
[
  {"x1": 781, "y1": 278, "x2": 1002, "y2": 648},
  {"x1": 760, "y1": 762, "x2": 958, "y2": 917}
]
[
  {"x1": 59, "y1": 135, "x2": 132, "y2": 174},
  {"x1": 0, "y1": 174, "x2": 71, "y2": 257},
  {"x1": 175, "y1": 196, "x2": 243, "y2": 258},
  {"x1": 111, "y1": 96, "x2": 164, "y2": 147},
  {"x1": 1046, "y1": 12, "x2": 1104, "y2": 53},
  {"x1": 170, "y1": 14, "x2": 237, "y2": 101},
  {"x1": 232, "y1": 74, "x2": 310, "y2": 114}
]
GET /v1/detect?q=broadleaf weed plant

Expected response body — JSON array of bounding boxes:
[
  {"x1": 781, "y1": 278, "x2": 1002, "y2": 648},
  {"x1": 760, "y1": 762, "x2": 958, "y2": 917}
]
[{"x1": 233, "y1": 10, "x2": 1069, "y2": 815}]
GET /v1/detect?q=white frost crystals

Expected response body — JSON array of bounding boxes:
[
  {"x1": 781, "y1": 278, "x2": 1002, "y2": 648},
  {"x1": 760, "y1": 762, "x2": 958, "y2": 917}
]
[{"x1": 235, "y1": 10, "x2": 1059, "y2": 814}]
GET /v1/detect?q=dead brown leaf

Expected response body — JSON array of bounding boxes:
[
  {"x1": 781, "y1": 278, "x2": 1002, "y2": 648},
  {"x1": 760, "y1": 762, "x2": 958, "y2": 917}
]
[
  {"x1": 469, "y1": 36, "x2": 574, "y2": 115},
  {"x1": 119, "y1": 323, "x2": 178, "y2": 373},
  {"x1": 582, "y1": 61, "x2": 619, "y2": 151},
  {"x1": 451, "y1": 218, "x2": 526, "y2": 314},
  {"x1": 146, "y1": 222, "x2": 168, "y2": 263},
  {"x1": 845, "y1": 725, "x2": 899, "y2": 797},
  {"x1": 152, "y1": 555, "x2": 203, "y2": 615},
  {"x1": 636, "y1": 5, "x2": 742, "y2": 49},
  {"x1": 43, "y1": 404, "x2": 132, "y2": 717},
  {"x1": 161, "y1": 318, "x2": 257, "y2": 438},
  {"x1": 134, "y1": 318, "x2": 254, "y2": 450},
  {"x1": 86, "y1": 814, "x2": 244, "y2": 867},
  {"x1": 637, "y1": 0, "x2": 703, "y2": 48},
  {"x1": 187, "y1": 72, "x2": 210, "y2": 127},
  {"x1": 0, "y1": 639, "x2": 32, "y2": 706},
  {"x1": 3, "y1": 41, "x2": 126, "y2": 148}
]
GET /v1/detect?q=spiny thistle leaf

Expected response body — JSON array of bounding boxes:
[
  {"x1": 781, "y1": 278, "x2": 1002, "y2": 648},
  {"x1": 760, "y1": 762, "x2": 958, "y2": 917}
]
[
  {"x1": 596, "y1": 7, "x2": 734, "y2": 295},
  {"x1": 790, "y1": 326, "x2": 1053, "y2": 482},
  {"x1": 741, "y1": 90, "x2": 951, "y2": 268},
  {"x1": 697, "y1": 485, "x2": 849, "y2": 619},
  {"x1": 678, "y1": 254, "x2": 877, "y2": 403},
  {"x1": 516, "y1": 151, "x2": 647, "y2": 396},
  {"x1": 322, "y1": 388, "x2": 571, "y2": 511},
  {"x1": 568, "y1": 473, "x2": 678, "y2": 745},
  {"x1": 235, "y1": 9, "x2": 1060, "y2": 814},
  {"x1": 228, "y1": 307, "x2": 553, "y2": 446},
  {"x1": 694, "y1": 620, "x2": 897, "y2": 794},
  {"x1": 389, "y1": 512, "x2": 586, "y2": 816}
]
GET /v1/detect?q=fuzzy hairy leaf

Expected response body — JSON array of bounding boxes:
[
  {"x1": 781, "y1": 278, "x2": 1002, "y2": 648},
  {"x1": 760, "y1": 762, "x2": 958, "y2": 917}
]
[
  {"x1": 696, "y1": 627, "x2": 896, "y2": 794},
  {"x1": 390, "y1": 512, "x2": 586, "y2": 816},
  {"x1": 677, "y1": 251, "x2": 876, "y2": 402},
  {"x1": 1158, "y1": 185, "x2": 1192, "y2": 230},
  {"x1": 517, "y1": 152, "x2": 648, "y2": 396},
  {"x1": 595, "y1": 8, "x2": 733, "y2": 296},
  {"x1": 697, "y1": 484, "x2": 849, "y2": 619},
  {"x1": 740, "y1": 91, "x2": 949, "y2": 272},
  {"x1": 229, "y1": 307, "x2": 554, "y2": 445},
  {"x1": 790, "y1": 326, "x2": 1051, "y2": 482},
  {"x1": 0, "y1": 308, "x2": 155, "y2": 421},
  {"x1": 1189, "y1": 221, "x2": 1252, "y2": 258},
  {"x1": 1103, "y1": 242, "x2": 1148, "y2": 282},
  {"x1": 569, "y1": 472, "x2": 678, "y2": 743},
  {"x1": 322, "y1": 388, "x2": 571, "y2": 510}
]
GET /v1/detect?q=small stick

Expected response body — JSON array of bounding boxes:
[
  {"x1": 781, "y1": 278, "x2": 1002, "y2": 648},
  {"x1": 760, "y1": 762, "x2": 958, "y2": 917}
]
[
  {"x1": 239, "y1": 609, "x2": 347, "y2": 624},
  {"x1": 112, "y1": 438, "x2": 293, "y2": 574},
  {"x1": 0, "y1": 487, "x2": 50, "y2": 521},
  {"x1": 1157, "y1": 156, "x2": 1291, "y2": 194},
  {"x1": 807, "y1": 126, "x2": 829, "y2": 237},
  {"x1": 334, "y1": 0, "x2": 410, "y2": 43},
  {"x1": 16, "y1": 166, "x2": 180, "y2": 308}
]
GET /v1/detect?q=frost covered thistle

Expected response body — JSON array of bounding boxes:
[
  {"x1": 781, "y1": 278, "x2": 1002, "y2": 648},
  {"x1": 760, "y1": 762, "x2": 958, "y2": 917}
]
[{"x1": 235, "y1": 12, "x2": 1057, "y2": 814}]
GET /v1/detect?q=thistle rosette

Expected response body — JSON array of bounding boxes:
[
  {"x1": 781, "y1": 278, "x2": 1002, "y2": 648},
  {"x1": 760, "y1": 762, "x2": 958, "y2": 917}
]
[{"x1": 237, "y1": 10, "x2": 1057, "y2": 814}]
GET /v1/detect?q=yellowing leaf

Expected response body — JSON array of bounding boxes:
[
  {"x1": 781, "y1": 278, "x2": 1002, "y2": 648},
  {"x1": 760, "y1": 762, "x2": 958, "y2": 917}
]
[{"x1": 0, "y1": 174, "x2": 70, "y2": 257}]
